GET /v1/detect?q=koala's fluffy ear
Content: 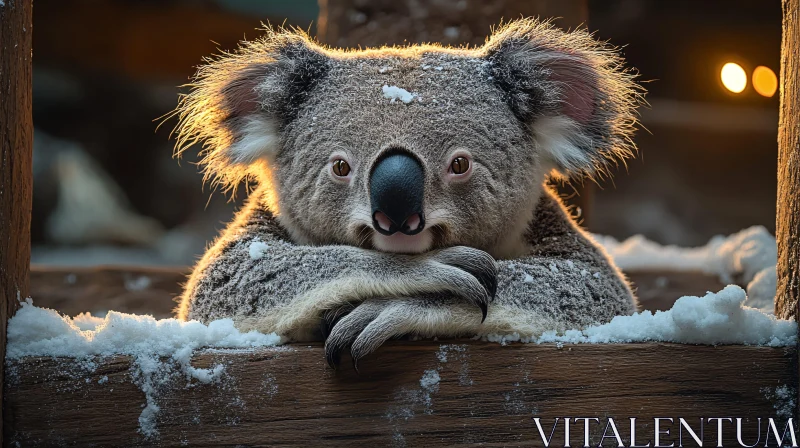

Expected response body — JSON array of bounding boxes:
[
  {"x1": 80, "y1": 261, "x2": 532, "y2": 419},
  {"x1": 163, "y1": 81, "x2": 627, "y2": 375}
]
[
  {"x1": 171, "y1": 28, "x2": 330, "y2": 189},
  {"x1": 482, "y1": 19, "x2": 642, "y2": 178}
]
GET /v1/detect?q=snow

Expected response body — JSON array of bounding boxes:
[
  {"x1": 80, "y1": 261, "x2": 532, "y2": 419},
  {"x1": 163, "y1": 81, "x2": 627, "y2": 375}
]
[
  {"x1": 595, "y1": 226, "x2": 775, "y2": 281},
  {"x1": 382, "y1": 85, "x2": 415, "y2": 104},
  {"x1": 386, "y1": 368, "x2": 441, "y2": 424},
  {"x1": 6, "y1": 299, "x2": 281, "y2": 439},
  {"x1": 747, "y1": 265, "x2": 777, "y2": 311},
  {"x1": 486, "y1": 285, "x2": 797, "y2": 347},
  {"x1": 72, "y1": 311, "x2": 105, "y2": 331},
  {"x1": 763, "y1": 385, "x2": 797, "y2": 419},
  {"x1": 596, "y1": 226, "x2": 777, "y2": 312},
  {"x1": 523, "y1": 273, "x2": 534, "y2": 283},
  {"x1": 248, "y1": 240, "x2": 270, "y2": 259},
  {"x1": 7, "y1": 299, "x2": 280, "y2": 359},
  {"x1": 419, "y1": 369, "x2": 440, "y2": 390}
]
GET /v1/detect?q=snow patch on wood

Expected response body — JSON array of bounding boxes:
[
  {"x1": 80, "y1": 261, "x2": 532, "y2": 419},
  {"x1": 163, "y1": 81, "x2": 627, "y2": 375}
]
[
  {"x1": 762, "y1": 385, "x2": 797, "y2": 419},
  {"x1": 596, "y1": 226, "x2": 778, "y2": 311},
  {"x1": 5, "y1": 299, "x2": 281, "y2": 439}
]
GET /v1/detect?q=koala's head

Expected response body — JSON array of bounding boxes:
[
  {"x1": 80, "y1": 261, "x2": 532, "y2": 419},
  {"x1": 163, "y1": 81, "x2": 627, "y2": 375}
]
[{"x1": 173, "y1": 19, "x2": 641, "y2": 257}]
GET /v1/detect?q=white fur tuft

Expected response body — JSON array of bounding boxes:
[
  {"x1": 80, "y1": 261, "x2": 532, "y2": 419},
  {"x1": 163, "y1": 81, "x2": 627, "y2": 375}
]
[
  {"x1": 227, "y1": 116, "x2": 281, "y2": 165},
  {"x1": 531, "y1": 115, "x2": 592, "y2": 174}
]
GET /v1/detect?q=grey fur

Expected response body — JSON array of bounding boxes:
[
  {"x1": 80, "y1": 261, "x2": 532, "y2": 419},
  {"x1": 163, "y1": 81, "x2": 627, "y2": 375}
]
[{"x1": 173, "y1": 19, "x2": 641, "y2": 365}]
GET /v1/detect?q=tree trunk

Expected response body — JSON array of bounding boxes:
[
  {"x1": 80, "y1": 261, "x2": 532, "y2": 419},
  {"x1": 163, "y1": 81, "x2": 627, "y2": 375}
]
[
  {"x1": 776, "y1": 0, "x2": 800, "y2": 321},
  {"x1": 316, "y1": 0, "x2": 594, "y2": 225},
  {"x1": 0, "y1": 0, "x2": 33, "y2": 442}
]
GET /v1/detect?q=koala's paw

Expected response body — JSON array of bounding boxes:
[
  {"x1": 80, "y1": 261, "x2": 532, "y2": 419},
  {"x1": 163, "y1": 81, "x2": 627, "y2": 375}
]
[
  {"x1": 427, "y1": 246, "x2": 498, "y2": 320},
  {"x1": 323, "y1": 297, "x2": 478, "y2": 369}
]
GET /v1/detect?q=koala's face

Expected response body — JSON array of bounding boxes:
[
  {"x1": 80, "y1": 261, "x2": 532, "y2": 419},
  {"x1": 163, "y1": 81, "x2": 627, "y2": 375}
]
[
  {"x1": 173, "y1": 20, "x2": 640, "y2": 256},
  {"x1": 276, "y1": 53, "x2": 540, "y2": 255}
]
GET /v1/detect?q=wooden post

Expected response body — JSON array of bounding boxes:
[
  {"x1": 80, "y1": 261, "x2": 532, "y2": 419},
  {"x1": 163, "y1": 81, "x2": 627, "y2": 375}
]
[
  {"x1": 317, "y1": 0, "x2": 594, "y2": 225},
  {"x1": 776, "y1": 0, "x2": 800, "y2": 321},
  {"x1": 0, "y1": 0, "x2": 34, "y2": 442}
]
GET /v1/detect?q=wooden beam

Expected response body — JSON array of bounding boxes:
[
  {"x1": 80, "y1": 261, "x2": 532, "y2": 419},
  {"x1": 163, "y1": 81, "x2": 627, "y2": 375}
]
[
  {"x1": 0, "y1": 0, "x2": 33, "y2": 444},
  {"x1": 776, "y1": 0, "x2": 800, "y2": 321},
  {"x1": 641, "y1": 98, "x2": 779, "y2": 134},
  {"x1": 27, "y1": 265, "x2": 726, "y2": 319},
  {"x1": 5, "y1": 343, "x2": 796, "y2": 446},
  {"x1": 29, "y1": 265, "x2": 189, "y2": 319}
]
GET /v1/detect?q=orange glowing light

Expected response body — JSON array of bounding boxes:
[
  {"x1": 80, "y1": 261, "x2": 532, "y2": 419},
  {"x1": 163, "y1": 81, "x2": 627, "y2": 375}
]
[
  {"x1": 752, "y1": 66, "x2": 778, "y2": 97},
  {"x1": 721, "y1": 63, "x2": 747, "y2": 93}
]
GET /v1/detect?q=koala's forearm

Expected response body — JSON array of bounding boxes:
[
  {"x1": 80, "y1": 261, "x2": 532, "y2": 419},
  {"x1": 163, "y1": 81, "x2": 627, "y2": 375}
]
[
  {"x1": 488, "y1": 194, "x2": 636, "y2": 333},
  {"x1": 493, "y1": 252, "x2": 634, "y2": 330},
  {"x1": 179, "y1": 209, "x2": 494, "y2": 339}
]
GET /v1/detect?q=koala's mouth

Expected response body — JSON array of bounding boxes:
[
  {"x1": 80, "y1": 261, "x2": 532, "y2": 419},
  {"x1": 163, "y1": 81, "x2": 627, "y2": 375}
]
[
  {"x1": 356, "y1": 224, "x2": 450, "y2": 254},
  {"x1": 372, "y1": 229, "x2": 433, "y2": 254}
]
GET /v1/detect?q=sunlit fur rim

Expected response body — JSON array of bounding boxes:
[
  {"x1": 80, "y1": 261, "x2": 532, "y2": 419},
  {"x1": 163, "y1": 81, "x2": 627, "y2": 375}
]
[
  {"x1": 165, "y1": 26, "x2": 324, "y2": 196},
  {"x1": 482, "y1": 18, "x2": 646, "y2": 181}
]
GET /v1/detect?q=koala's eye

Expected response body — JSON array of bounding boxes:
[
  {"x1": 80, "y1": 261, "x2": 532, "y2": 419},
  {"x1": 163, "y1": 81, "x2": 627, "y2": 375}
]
[
  {"x1": 450, "y1": 157, "x2": 470, "y2": 175},
  {"x1": 332, "y1": 159, "x2": 351, "y2": 177}
]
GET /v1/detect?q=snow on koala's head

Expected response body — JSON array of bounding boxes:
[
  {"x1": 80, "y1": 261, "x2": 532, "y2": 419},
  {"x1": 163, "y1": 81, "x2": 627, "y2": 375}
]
[{"x1": 172, "y1": 20, "x2": 642, "y2": 256}]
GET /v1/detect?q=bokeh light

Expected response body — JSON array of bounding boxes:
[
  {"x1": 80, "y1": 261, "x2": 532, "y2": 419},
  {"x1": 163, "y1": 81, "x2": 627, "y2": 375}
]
[
  {"x1": 752, "y1": 66, "x2": 778, "y2": 97},
  {"x1": 721, "y1": 62, "x2": 747, "y2": 93}
]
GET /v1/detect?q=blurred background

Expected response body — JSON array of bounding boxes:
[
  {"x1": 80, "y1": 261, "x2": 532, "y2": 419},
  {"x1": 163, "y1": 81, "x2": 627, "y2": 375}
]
[{"x1": 30, "y1": 0, "x2": 782, "y2": 268}]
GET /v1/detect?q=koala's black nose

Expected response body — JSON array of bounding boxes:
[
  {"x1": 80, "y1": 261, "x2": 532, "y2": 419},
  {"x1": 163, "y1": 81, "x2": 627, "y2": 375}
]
[{"x1": 369, "y1": 151, "x2": 425, "y2": 236}]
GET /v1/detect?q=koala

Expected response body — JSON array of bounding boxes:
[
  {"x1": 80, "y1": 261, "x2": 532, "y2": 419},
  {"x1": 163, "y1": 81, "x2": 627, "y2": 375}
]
[{"x1": 172, "y1": 19, "x2": 642, "y2": 367}]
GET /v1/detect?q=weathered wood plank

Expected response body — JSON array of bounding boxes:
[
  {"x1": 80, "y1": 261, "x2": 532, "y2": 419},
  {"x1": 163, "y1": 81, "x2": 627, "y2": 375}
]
[
  {"x1": 1, "y1": 0, "x2": 33, "y2": 444},
  {"x1": 30, "y1": 265, "x2": 188, "y2": 319},
  {"x1": 5, "y1": 343, "x2": 796, "y2": 446}
]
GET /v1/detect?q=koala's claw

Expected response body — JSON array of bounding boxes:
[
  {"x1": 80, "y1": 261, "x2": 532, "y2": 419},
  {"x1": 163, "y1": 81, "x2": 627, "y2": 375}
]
[
  {"x1": 324, "y1": 301, "x2": 383, "y2": 369},
  {"x1": 432, "y1": 246, "x2": 497, "y2": 297},
  {"x1": 324, "y1": 296, "x2": 486, "y2": 370},
  {"x1": 429, "y1": 246, "x2": 498, "y2": 320},
  {"x1": 320, "y1": 302, "x2": 357, "y2": 339},
  {"x1": 324, "y1": 299, "x2": 408, "y2": 369},
  {"x1": 323, "y1": 247, "x2": 497, "y2": 368}
]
